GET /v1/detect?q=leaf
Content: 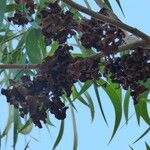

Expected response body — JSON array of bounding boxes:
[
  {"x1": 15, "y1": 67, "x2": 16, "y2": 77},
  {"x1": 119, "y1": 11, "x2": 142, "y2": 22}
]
[
  {"x1": 133, "y1": 127, "x2": 150, "y2": 144},
  {"x1": 129, "y1": 145, "x2": 134, "y2": 150},
  {"x1": 72, "y1": 86, "x2": 89, "y2": 106},
  {"x1": 25, "y1": 28, "x2": 42, "y2": 63},
  {"x1": 115, "y1": 0, "x2": 125, "y2": 16},
  {"x1": 48, "y1": 41, "x2": 59, "y2": 56},
  {"x1": 13, "y1": 109, "x2": 19, "y2": 149},
  {"x1": 93, "y1": 83, "x2": 108, "y2": 126},
  {"x1": 140, "y1": 101, "x2": 150, "y2": 126},
  {"x1": 24, "y1": 141, "x2": 30, "y2": 150},
  {"x1": 52, "y1": 120, "x2": 64, "y2": 150},
  {"x1": 78, "y1": 82, "x2": 95, "y2": 122},
  {"x1": 97, "y1": 79, "x2": 122, "y2": 143},
  {"x1": 124, "y1": 88, "x2": 131, "y2": 124},
  {"x1": 1, "y1": 105, "x2": 14, "y2": 138},
  {"x1": 104, "y1": 0, "x2": 113, "y2": 10},
  {"x1": 0, "y1": 0, "x2": 6, "y2": 24},
  {"x1": 18, "y1": 119, "x2": 33, "y2": 135},
  {"x1": 70, "y1": 106, "x2": 78, "y2": 150},
  {"x1": 145, "y1": 142, "x2": 150, "y2": 150},
  {"x1": 78, "y1": 80, "x2": 93, "y2": 96},
  {"x1": 134, "y1": 99, "x2": 150, "y2": 126}
]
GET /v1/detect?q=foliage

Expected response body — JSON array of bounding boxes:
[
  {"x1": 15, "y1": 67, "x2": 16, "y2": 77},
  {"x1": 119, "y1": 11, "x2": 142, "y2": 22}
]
[{"x1": 0, "y1": 0, "x2": 150, "y2": 149}]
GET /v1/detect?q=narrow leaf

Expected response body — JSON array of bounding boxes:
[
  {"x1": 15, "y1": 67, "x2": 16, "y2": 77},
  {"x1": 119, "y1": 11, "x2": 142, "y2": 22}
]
[
  {"x1": 18, "y1": 119, "x2": 33, "y2": 135},
  {"x1": 124, "y1": 88, "x2": 131, "y2": 124},
  {"x1": 133, "y1": 127, "x2": 150, "y2": 144},
  {"x1": 116, "y1": 0, "x2": 125, "y2": 16},
  {"x1": 52, "y1": 120, "x2": 64, "y2": 150},
  {"x1": 0, "y1": 0, "x2": 6, "y2": 24},
  {"x1": 13, "y1": 109, "x2": 19, "y2": 149},
  {"x1": 93, "y1": 83, "x2": 108, "y2": 126},
  {"x1": 97, "y1": 79, "x2": 122, "y2": 143},
  {"x1": 104, "y1": 0, "x2": 113, "y2": 10},
  {"x1": 145, "y1": 142, "x2": 150, "y2": 150},
  {"x1": 70, "y1": 106, "x2": 78, "y2": 150},
  {"x1": 78, "y1": 82, "x2": 95, "y2": 122},
  {"x1": 72, "y1": 86, "x2": 89, "y2": 106},
  {"x1": 1, "y1": 105, "x2": 14, "y2": 138}
]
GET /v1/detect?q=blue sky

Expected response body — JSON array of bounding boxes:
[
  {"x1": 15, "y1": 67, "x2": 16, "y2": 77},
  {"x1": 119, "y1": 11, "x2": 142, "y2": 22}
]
[{"x1": 0, "y1": 0, "x2": 150, "y2": 150}]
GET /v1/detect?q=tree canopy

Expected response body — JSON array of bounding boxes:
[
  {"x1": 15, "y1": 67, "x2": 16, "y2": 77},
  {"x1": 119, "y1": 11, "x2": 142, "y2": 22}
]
[{"x1": 0, "y1": 0, "x2": 150, "y2": 149}]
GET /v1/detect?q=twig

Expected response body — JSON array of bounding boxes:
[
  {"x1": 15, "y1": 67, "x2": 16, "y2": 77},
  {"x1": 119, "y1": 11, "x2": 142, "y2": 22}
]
[
  {"x1": 62, "y1": 0, "x2": 150, "y2": 41},
  {"x1": 0, "y1": 64, "x2": 39, "y2": 69}
]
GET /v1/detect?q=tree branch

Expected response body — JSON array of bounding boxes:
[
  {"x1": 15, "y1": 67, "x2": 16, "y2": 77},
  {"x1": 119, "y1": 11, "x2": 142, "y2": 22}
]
[
  {"x1": 0, "y1": 64, "x2": 39, "y2": 69},
  {"x1": 62, "y1": 0, "x2": 150, "y2": 41}
]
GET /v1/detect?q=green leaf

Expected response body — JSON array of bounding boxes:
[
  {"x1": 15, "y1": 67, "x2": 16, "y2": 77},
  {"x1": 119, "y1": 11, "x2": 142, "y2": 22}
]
[
  {"x1": 140, "y1": 101, "x2": 150, "y2": 126},
  {"x1": 104, "y1": 0, "x2": 113, "y2": 10},
  {"x1": 133, "y1": 127, "x2": 150, "y2": 144},
  {"x1": 134, "y1": 99, "x2": 150, "y2": 126},
  {"x1": 124, "y1": 88, "x2": 131, "y2": 124},
  {"x1": 93, "y1": 83, "x2": 108, "y2": 126},
  {"x1": 97, "y1": 79, "x2": 122, "y2": 143},
  {"x1": 48, "y1": 41, "x2": 59, "y2": 56},
  {"x1": 0, "y1": 0, "x2": 6, "y2": 24},
  {"x1": 72, "y1": 86, "x2": 89, "y2": 106},
  {"x1": 78, "y1": 82, "x2": 95, "y2": 122},
  {"x1": 13, "y1": 109, "x2": 19, "y2": 149},
  {"x1": 145, "y1": 142, "x2": 150, "y2": 150},
  {"x1": 6, "y1": 4, "x2": 18, "y2": 12},
  {"x1": 52, "y1": 120, "x2": 64, "y2": 150},
  {"x1": 24, "y1": 141, "x2": 30, "y2": 150},
  {"x1": 116, "y1": 0, "x2": 125, "y2": 16},
  {"x1": 70, "y1": 106, "x2": 78, "y2": 150},
  {"x1": 78, "y1": 80, "x2": 93, "y2": 96},
  {"x1": 18, "y1": 119, "x2": 33, "y2": 135},
  {"x1": 1, "y1": 105, "x2": 14, "y2": 138},
  {"x1": 26, "y1": 28, "x2": 42, "y2": 63}
]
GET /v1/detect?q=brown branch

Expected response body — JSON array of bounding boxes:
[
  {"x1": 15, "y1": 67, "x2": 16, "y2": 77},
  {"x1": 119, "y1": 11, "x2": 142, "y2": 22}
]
[
  {"x1": 87, "y1": 39, "x2": 150, "y2": 61},
  {"x1": 0, "y1": 64, "x2": 39, "y2": 69},
  {"x1": 62, "y1": 0, "x2": 150, "y2": 41}
]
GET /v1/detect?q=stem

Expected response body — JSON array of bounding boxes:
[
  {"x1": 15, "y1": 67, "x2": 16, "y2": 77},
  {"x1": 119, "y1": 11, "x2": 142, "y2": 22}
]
[
  {"x1": 62, "y1": 0, "x2": 150, "y2": 41},
  {"x1": 0, "y1": 64, "x2": 39, "y2": 69}
]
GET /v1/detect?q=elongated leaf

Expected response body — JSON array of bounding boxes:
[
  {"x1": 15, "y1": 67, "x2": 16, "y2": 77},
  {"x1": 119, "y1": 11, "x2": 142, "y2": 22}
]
[
  {"x1": 78, "y1": 80, "x2": 93, "y2": 96},
  {"x1": 78, "y1": 82, "x2": 95, "y2": 122},
  {"x1": 97, "y1": 79, "x2": 122, "y2": 143},
  {"x1": 13, "y1": 109, "x2": 19, "y2": 149},
  {"x1": 52, "y1": 120, "x2": 64, "y2": 150},
  {"x1": 18, "y1": 119, "x2": 33, "y2": 135},
  {"x1": 145, "y1": 142, "x2": 150, "y2": 150},
  {"x1": 129, "y1": 145, "x2": 134, "y2": 150},
  {"x1": 140, "y1": 101, "x2": 150, "y2": 126},
  {"x1": 134, "y1": 102, "x2": 141, "y2": 125},
  {"x1": 70, "y1": 106, "x2": 78, "y2": 150},
  {"x1": 93, "y1": 83, "x2": 108, "y2": 126},
  {"x1": 1, "y1": 105, "x2": 14, "y2": 138},
  {"x1": 104, "y1": 0, "x2": 112, "y2": 10},
  {"x1": 116, "y1": 0, "x2": 125, "y2": 16},
  {"x1": 24, "y1": 141, "x2": 30, "y2": 150},
  {"x1": 124, "y1": 88, "x2": 131, "y2": 124},
  {"x1": 26, "y1": 28, "x2": 42, "y2": 63},
  {"x1": 72, "y1": 86, "x2": 89, "y2": 106},
  {"x1": 133, "y1": 127, "x2": 150, "y2": 144},
  {"x1": 0, "y1": 0, "x2": 6, "y2": 24}
]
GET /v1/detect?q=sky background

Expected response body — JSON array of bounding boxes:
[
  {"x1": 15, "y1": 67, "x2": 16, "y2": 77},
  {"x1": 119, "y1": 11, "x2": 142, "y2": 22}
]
[{"x1": 0, "y1": 0, "x2": 150, "y2": 150}]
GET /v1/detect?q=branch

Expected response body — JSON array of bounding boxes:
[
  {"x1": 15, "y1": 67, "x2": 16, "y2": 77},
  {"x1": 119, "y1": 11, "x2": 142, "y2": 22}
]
[
  {"x1": 62, "y1": 0, "x2": 150, "y2": 41},
  {"x1": 0, "y1": 64, "x2": 39, "y2": 69},
  {"x1": 87, "y1": 39, "x2": 150, "y2": 61}
]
